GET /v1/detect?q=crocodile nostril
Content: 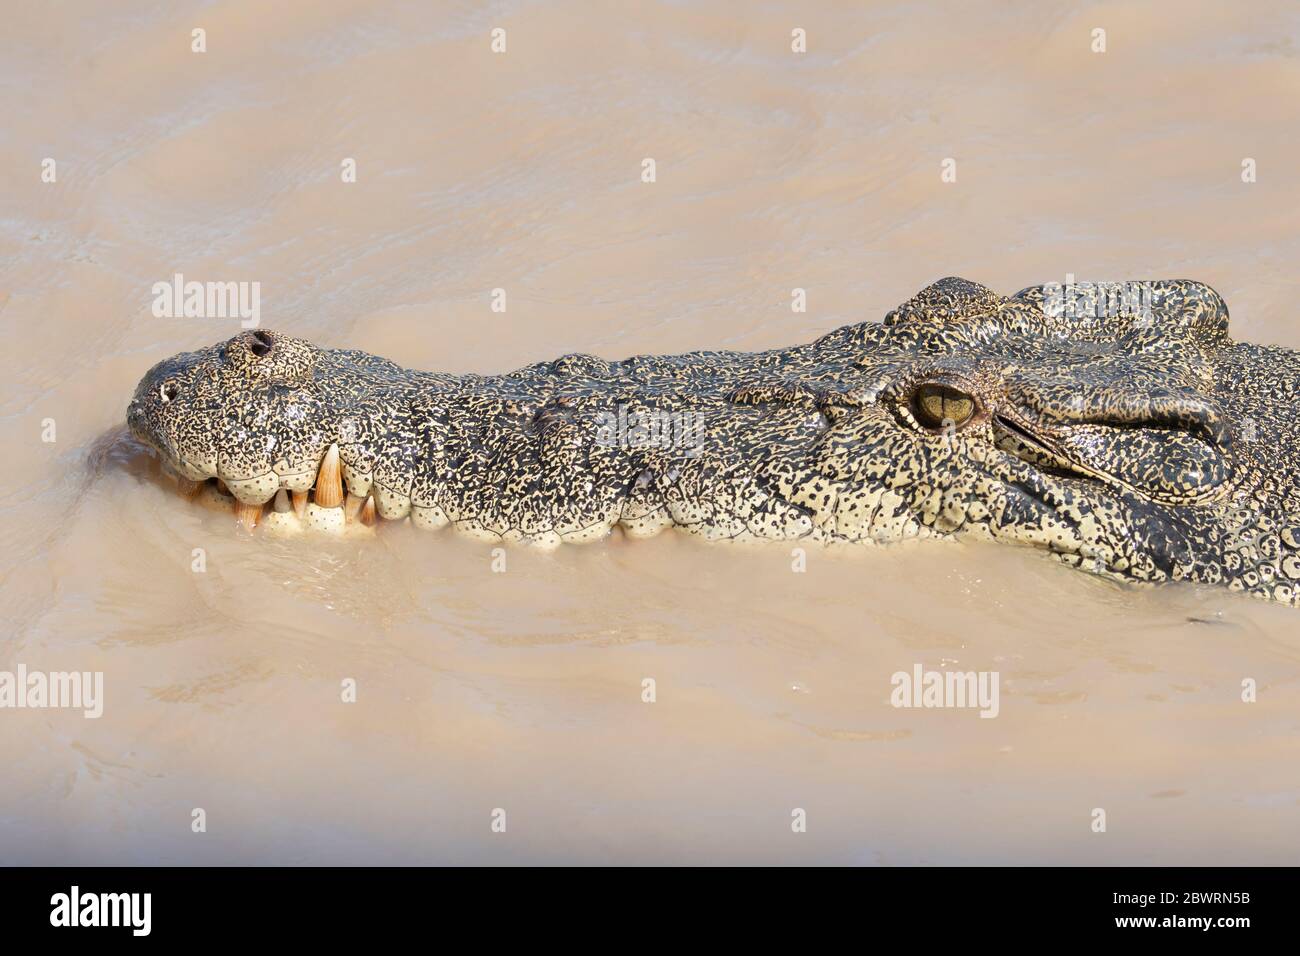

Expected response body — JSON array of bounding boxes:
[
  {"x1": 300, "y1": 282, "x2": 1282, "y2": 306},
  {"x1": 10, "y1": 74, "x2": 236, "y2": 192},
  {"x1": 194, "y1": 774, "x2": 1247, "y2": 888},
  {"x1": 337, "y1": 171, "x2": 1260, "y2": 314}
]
[{"x1": 250, "y1": 330, "x2": 274, "y2": 357}]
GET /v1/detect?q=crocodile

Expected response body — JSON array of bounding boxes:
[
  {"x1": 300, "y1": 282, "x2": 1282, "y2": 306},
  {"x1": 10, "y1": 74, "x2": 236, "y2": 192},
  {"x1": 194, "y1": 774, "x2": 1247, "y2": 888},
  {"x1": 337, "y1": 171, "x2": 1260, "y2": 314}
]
[{"x1": 126, "y1": 277, "x2": 1300, "y2": 605}]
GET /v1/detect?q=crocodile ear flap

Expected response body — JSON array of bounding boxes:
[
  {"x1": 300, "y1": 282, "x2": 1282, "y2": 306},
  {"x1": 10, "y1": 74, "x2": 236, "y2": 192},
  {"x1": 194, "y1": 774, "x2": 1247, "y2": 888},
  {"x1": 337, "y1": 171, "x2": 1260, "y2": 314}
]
[
  {"x1": 1011, "y1": 280, "x2": 1230, "y2": 342},
  {"x1": 222, "y1": 329, "x2": 316, "y2": 384},
  {"x1": 883, "y1": 277, "x2": 1002, "y2": 327}
]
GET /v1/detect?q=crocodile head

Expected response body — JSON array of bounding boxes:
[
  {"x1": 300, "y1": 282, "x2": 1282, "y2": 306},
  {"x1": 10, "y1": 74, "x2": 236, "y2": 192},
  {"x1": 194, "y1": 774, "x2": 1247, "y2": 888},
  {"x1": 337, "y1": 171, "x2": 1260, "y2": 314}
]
[
  {"x1": 130, "y1": 328, "x2": 334, "y2": 497},
  {"x1": 126, "y1": 278, "x2": 1300, "y2": 605},
  {"x1": 126, "y1": 326, "x2": 450, "y2": 528},
  {"x1": 771, "y1": 277, "x2": 1300, "y2": 604}
]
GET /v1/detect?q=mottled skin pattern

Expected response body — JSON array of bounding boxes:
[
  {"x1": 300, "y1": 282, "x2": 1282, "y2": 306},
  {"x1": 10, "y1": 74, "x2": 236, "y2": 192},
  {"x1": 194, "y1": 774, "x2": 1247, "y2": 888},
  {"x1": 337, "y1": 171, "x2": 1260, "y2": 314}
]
[{"x1": 128, "y1": 278, "x2": 1300, "y2": 605}]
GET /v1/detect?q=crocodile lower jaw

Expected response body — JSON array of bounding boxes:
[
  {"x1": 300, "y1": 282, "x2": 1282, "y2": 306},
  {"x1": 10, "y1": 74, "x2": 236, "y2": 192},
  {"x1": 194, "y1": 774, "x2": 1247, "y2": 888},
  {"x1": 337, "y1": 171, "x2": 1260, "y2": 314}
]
[{"x1": 163, "y1": 442, "x2": 376, "y2": 537}]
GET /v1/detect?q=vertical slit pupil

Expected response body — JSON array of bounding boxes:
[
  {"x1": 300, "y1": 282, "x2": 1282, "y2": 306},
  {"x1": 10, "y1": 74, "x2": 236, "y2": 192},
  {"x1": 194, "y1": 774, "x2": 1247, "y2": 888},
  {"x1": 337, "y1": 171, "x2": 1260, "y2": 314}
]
[{"x1": 915, "y1": 383, "x2": 976, "y2": 428}]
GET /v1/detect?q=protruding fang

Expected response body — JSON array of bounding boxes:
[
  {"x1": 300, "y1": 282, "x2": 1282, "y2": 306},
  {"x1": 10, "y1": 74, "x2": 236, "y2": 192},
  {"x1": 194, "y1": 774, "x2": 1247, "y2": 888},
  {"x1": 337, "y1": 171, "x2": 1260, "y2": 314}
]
[
  {"x1": 314, "y1": 444, "x2": 344, "y2": 508},
  {"x1": 234, "y1": 499, "x2": 262, "y2": 530},
  {"x1": 359, "y1": 496, "x2": 377, "y2": 527},
  {"x1": 291, "y1": 490, "x2": 308, "y2": 517}
]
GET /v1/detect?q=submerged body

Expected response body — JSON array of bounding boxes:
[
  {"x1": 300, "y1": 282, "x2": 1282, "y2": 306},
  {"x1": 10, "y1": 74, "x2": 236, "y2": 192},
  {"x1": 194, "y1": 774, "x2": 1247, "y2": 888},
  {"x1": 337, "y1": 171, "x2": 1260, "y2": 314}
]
[{"x1": 128, "y1": 278, "x2": 1300, "y2": 605}]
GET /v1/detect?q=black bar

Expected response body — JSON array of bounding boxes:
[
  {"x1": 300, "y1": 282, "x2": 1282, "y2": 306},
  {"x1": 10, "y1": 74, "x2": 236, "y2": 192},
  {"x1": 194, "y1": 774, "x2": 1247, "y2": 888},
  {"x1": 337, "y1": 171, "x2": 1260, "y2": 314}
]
[{"x1": 0, "y1": 866, "x2": 1288, "y2": 942}]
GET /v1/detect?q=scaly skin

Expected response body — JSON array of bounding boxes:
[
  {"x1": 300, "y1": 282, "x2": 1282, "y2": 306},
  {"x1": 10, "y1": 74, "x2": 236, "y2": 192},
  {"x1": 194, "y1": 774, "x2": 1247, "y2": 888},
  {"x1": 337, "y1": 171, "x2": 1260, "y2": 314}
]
[{"x1": 127, "y1": 278, "x2": 1300, "y2": 605}]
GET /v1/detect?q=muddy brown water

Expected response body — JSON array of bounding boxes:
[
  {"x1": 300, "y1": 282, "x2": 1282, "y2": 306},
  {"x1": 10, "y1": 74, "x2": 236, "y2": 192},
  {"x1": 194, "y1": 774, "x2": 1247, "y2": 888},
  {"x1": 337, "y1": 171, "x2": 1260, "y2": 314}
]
[{"x1": 2, "y1": 1, "x2": 1299, "y2": 863}]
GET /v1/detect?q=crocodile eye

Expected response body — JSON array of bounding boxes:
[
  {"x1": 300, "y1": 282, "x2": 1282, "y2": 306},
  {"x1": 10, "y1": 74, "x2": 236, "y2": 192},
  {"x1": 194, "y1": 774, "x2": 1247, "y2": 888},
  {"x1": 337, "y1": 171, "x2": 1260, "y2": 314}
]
[
  {"x1": 912, "y1": 382, "x2": 977, "y2": 430},
  {"x1": 159, "y1": 381, "x2": 179, "y2": 403}
]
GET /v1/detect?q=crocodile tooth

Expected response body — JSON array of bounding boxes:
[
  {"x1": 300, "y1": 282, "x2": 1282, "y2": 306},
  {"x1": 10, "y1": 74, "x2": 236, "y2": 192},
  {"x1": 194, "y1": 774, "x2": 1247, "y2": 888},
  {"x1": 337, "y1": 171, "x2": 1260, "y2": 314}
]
[
  {"x1": 359, "y1": 496, "x2": 377, "y2": 526},
  {"x1": 234, "y1": 498, "x2": 262, "y2": 530},
  {"x1": 291, "y1": 490, "x2": 308, "y2": 517},
  {"x1": 176, "y1": 477, "x2": 204, "y2": 499},
  {"x1": 344, "y1": 492, "x2": 366, "y2": 522},
  {"x1": 314, "y1": 444, "x2": 344, "y2": 508}
]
